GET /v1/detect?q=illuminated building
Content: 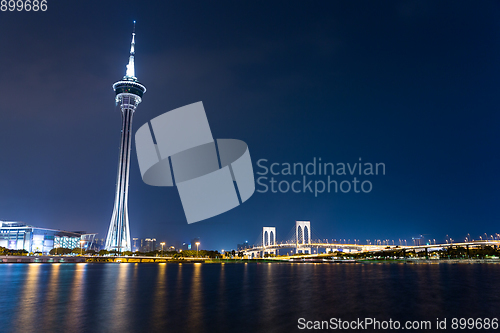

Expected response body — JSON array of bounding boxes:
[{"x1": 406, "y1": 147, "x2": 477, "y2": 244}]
[
  {"x1": 0, "y1": 221, "x2": 95, "y2": 253},
  {"x1": 132, "y1": 237, "x2": 139, "y2": 252},
  {"x1": 105, "y1": 22, "x2": 146, "y2": 252},
  {"x1": 142, "y1": 238, "x2": 156, "y2": 252}
]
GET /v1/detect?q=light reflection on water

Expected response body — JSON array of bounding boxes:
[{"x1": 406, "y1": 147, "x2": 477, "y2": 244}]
[
  {"x1": 1, "y1": 263, "x2": 500, "y2": 333},
  {"x1": 65, "y1": 263, "x2": 86, "y2": 331},
  {"x1": 187, "y1": 263, "x2": 203, "y2": 332},
  {"x1": 41, "y1": 263, "x2": 60, "y2": 330},
  {"x1": 108, "y1": 263, "x2": 130, "y2": 332},
  {"x1": 13, "y1": 263, "x2": 41, "y2": 332},
  {"x1": 151, "y1": 263, "x2": 167, "y2": 330}
]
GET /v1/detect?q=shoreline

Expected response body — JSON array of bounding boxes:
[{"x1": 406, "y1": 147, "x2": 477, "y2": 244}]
[{"x1": 2, "y1": 255, "x2": 500, "y2": 264}]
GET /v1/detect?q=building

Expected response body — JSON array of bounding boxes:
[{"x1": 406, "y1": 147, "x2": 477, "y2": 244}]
[
  {"x1": 237, "y1": 241, "x2": 251, "y2": 251},
  {"x1": 105, "y1": 22, "x2": 146, "y2": 252},
  {"x1": 132, "y1": 237, "x2": 140, "y2": 252},
  {"x1": 191, "y1": 237, "x2": 200, "y2": 250},
  {"x1": 94, "y1": 238, "x2": 106, "y2": 251},
  {"x1": 0, "y1": 221, "x2": 95, "y2": 254},
  {"x1": 138, "y1": 238, "x2": 156, "y2": 252}
]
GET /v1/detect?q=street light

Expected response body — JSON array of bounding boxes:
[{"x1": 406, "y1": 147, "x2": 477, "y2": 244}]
[
  {"x1": 195, "y1": 242, "x2": 200, "y2": 258},
  {"x1": 160, "y1": 242, "x2": 165, "y2": 257},
  {"x1": 80, "y1": 239, "x2": 85, "y2": 256}
]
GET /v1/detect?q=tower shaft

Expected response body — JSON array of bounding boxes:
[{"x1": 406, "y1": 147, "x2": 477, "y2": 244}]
[{"x1": 105, "y1": 97, "x2": 136, "y2": 252}]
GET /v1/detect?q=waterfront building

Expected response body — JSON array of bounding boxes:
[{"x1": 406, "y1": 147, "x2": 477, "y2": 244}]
[{"x1": 0, "y1": 221, "x2": 95, "y2": 254}]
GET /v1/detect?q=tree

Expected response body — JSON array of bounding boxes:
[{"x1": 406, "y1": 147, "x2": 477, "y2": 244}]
[
  {"x1": 0, "y1": 247, "x2": 28, "y2": 256},
  {"x1": 72, "y1": 247, "x2": 82, "y2": 254},
  {"x1": 179, "y1": 250, "x2": 196, "y2": 257},
  {"x1": 144, "y1": 250, "x2": 158, "y2": 257},
  {"x1": 98, "y1": 249, "x2": 110, "y2": 256},
  {"x1": 49, "y1": 247, "x2": 72, "y2": 255}
]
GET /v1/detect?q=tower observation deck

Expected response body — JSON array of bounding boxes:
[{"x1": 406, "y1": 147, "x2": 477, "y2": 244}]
[{"x1": 105, "y1": 22, "x2": 146, "y2": 252}]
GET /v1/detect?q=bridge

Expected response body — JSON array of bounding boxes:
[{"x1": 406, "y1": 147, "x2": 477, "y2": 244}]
[{"x1": 241, "y1": 221, "x2": 500, "y2": 259}]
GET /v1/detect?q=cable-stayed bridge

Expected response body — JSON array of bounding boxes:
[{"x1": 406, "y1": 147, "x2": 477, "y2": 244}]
[{"x1": 242, "y1": 221, "x2": 500, "y2": 259}]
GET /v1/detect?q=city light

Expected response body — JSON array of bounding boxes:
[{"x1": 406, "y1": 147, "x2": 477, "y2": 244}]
[{"x1": 160, "y1": 242, "x2": 165, "y2": 257}]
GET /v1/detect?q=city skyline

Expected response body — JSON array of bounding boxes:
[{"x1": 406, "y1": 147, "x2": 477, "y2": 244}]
[{"x1": 0, "y1": 1, "x2": 499, "y2": 251}]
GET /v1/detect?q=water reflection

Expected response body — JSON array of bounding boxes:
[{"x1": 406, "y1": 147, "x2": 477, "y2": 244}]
[
  {"x1": 216, "y1": 262, "x2": 227, "y2": 329},
  {"x1": 63, "y1": 263, "x2": 87, "y2": 331},
  {"x1": 186, "y1": 263, "x2": 203, "y2": 332},
  {"x1": 13, "y1": 264, "x2": 41, "y2": 332},
  {"x1": 41, "y1": 263, "x2": 60, "y2": 330},
  {"x1": 2, "y1": 262, "x2": 500, "y2": 333},
  {"x1": 260, "y1": 262, "x2": 277, "y2": 325},
  {"x1": 151, "y1": 263, "x2": 167, "y2": 330},
  {"x1": 109, "y1": 263, "x2": 131, "y2": 332},
  {"x1": 174, "y1": 262, "x2": 184, "y2": 314}
]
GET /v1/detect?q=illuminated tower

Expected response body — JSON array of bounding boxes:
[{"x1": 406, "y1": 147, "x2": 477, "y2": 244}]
[{"x1": 105, "y1": 22, "x2": 146, "y2": 252}]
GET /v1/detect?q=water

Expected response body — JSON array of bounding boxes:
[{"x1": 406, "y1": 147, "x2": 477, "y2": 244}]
[{"x1": 0, "y1": 262, "x2": 499, "y2": 333}]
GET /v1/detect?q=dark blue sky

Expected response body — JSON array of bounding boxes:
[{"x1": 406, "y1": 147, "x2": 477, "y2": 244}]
[{"x1": 0, "y1": 1, "x2": 499, "y2": 250}]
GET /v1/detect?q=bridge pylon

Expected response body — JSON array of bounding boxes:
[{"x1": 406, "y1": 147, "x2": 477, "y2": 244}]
[
  {"x1": 262, "y1": 227, "x2": 277, "y2": 257},
  {"x1": 295, "y1": 221, "x2": 311, "y2": 254}
]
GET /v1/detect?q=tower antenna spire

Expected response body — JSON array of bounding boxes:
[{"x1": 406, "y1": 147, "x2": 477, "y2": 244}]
[{"x1": 125, "y1": 21, "x2": 136, "y2": 80}]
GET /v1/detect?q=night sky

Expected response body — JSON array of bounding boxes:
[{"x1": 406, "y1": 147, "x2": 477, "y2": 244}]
[{"x1": 0, "y1": 1, "x2": 499, "y2": 250}]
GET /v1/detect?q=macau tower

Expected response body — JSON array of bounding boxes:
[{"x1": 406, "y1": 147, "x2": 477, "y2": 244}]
[{"x1": 105, "y1": 22, "x2": 146, "y2": 252}]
